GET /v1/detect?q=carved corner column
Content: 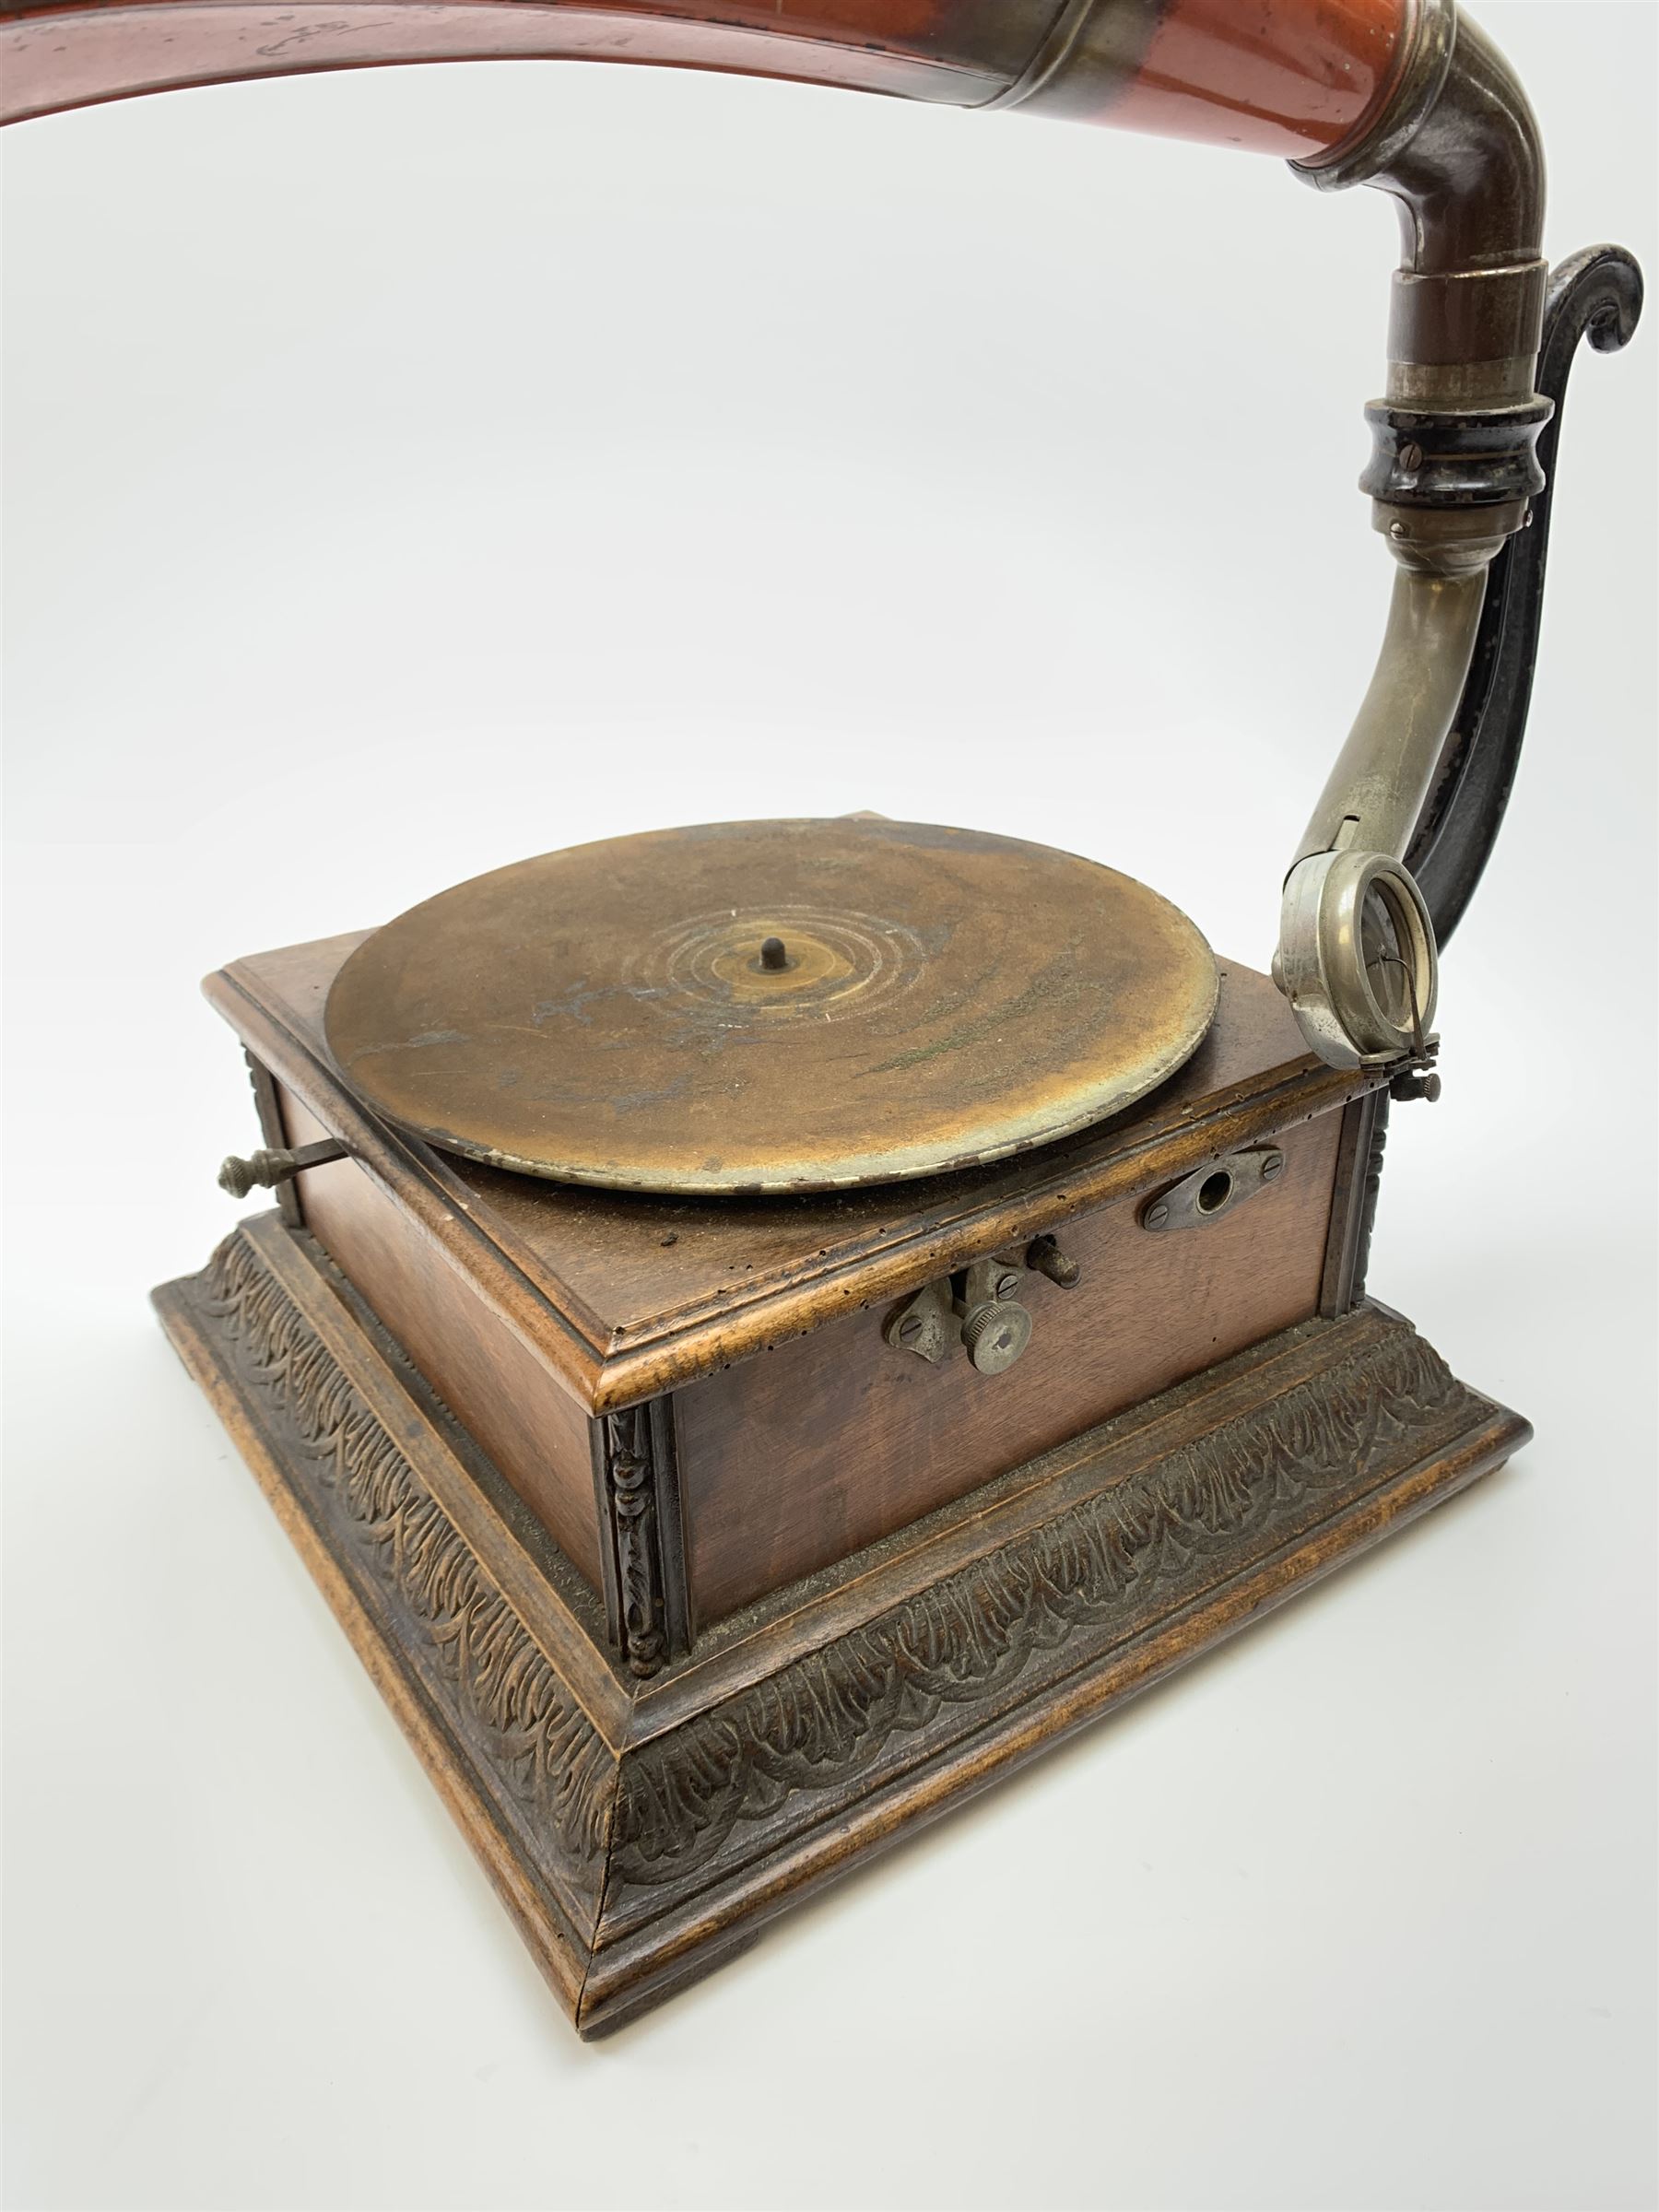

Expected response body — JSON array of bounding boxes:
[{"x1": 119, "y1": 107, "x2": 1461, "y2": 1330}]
[
  {"x1": 595, "y1": 1403, "x2": 690, "y2": 1677},
  {"x1": 1321, "y1": 1088, "x2": 1392, "y2": 1317}
]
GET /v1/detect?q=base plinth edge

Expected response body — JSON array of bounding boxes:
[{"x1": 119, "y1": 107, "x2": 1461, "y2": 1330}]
[{"x1": 154, "y1": 1215, "x2": 1529, "y2": 2037}]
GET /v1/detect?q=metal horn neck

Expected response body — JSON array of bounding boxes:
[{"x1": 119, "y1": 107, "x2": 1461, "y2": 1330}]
[{"x1": 1276, "y1": 0, "x2": 1557, "y2": 1072}]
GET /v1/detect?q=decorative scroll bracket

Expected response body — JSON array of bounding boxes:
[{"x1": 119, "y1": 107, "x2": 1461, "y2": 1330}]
[{"x1": 1406, "y1": 244, "x2": 1645, "y2": 943}]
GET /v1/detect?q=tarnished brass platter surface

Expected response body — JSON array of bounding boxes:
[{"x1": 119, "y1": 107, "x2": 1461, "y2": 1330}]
[{"x1": 324, "y1": 818, "x2": 1218, "y2": 1195}]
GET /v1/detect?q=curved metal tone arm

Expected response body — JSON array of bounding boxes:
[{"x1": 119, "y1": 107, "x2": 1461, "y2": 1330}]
[
  {"x1": 1275, "y1": 0, "x2": 1562, "y2": 1070},
  {"x1": 1405, "y1": 244, "x2": 1645, "y2": 944}
]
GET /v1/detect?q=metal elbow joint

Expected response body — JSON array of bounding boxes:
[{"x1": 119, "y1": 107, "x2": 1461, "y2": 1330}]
[{"x1": 1276, "y1": 0, "x2": 1548, "y2": 1071}]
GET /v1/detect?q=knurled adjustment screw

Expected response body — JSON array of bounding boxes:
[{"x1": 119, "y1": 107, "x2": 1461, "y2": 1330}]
[
  {"x1": 961, "y1": 1300, "x2": 1032, "y2": 1376},
  {"x1": 1389, "y1": 1070, "x2": 1443, "y2": 1104}
]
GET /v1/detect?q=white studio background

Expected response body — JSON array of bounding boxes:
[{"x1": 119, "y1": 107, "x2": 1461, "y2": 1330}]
[{"x1": 3, "y1": 5, "x2": 1654, "y2": 2207}]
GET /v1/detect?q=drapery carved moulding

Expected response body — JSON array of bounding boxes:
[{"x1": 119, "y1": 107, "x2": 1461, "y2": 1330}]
[{"x1": 159, "y1": 1218, "x2": 1523, "y2": 2033}]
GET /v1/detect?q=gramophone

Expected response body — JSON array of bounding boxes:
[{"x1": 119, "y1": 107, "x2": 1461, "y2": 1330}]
[{"x1": 6, "y1": 0, "x2": 1639, "y2": 2035}]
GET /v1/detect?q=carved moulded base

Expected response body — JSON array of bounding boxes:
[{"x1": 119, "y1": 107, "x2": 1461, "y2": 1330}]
[{"x1": 154, "y1": 1213, "x2": 1529, "y2": 2037}]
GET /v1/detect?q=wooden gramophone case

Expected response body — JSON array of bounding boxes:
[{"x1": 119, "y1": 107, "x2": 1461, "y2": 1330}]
[
  {"x1": 159, "y1": 927, "x2": 1510, "y2": 2038},
  {"x1": 6, "y1": 0, "x2": 1638, "y2": 2034}
]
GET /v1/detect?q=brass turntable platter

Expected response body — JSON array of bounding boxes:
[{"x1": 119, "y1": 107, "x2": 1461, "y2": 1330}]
[{"x1": 324, "y1": 818, "x2": 1218, "y2": 1195}]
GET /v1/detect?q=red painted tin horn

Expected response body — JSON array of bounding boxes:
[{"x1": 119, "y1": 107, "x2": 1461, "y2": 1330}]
[
  {"x1": 2, "y1": 0, "x2": 1641, "y2": 1071},
  {"x1": 0, "y1": 1, "x2": 1415, "y2": 144}
]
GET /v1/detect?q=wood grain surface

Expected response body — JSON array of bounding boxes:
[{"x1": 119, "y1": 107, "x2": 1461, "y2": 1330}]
[
  {"x1": 675, "y1": 1104, "x2": 1343, "y2": 1622},
  {"x1": 203, "y1": 930, "x2": 1383, "y2": 1615},
  {"x1": 207, "y1": 934, "x2": 1382, "y2": 1407},
  {"x1": 276, "y1": 1085, "x2": 605, "y2": 1587}
]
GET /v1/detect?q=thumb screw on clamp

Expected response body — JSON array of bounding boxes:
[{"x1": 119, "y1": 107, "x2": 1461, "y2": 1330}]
[{"x1": 1388, "y1": 1069, "x2": 1443, "y2": 1103}]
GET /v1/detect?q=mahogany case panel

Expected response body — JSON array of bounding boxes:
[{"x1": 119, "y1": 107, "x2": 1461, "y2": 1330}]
[
  {"x1": 675, "y1": 1103, "x2": 1342, "y2": 1624},
  {"x1": 207, "y1": 935, "x2": 1380, "y2": 1630},
  {"x1": 207, "y1": 937, "x2": 1376, "y2": 1397},
  {"x1": 276, "y1": 1083, "x2": 604, "y2": 1589}
]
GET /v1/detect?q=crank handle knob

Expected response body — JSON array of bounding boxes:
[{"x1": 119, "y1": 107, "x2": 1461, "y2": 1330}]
[{"x1": 218, "y1": 1138, "x2": 347, "y2": 1197}]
